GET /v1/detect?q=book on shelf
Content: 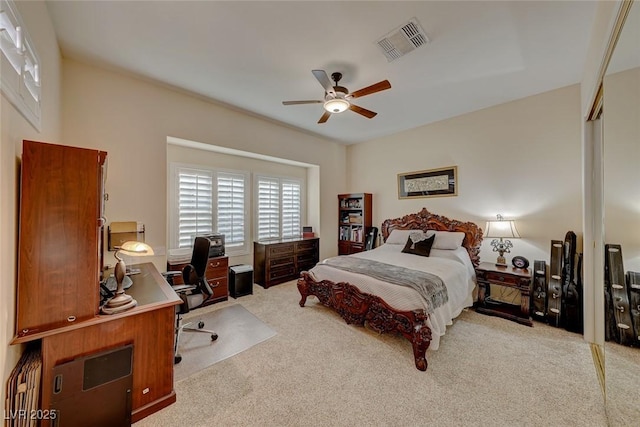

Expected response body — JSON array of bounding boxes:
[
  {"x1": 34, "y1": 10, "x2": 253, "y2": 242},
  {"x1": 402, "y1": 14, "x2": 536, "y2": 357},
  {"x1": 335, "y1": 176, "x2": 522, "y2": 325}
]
[{"x1": 339, "y1": 226, "x2": 350, "y2": 241}]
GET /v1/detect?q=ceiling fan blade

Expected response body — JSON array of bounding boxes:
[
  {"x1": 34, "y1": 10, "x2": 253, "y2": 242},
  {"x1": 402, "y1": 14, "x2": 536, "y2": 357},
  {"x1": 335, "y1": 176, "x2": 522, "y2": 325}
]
[
  {"x1": 282, "y1": 100, "x2": 323, "y2": 105},
  {"x1": 349, "y1": 104, "x2": 377, "y2": 119},
  {"x1": 349, "y1": 80, "x2": 391, "y2": 99},
  {"x1": 312, "y1": 70, "x2": 336, "y2": 97},
  {"x1": 318, "y1": 111, "x2": 331, "y2": 124}
]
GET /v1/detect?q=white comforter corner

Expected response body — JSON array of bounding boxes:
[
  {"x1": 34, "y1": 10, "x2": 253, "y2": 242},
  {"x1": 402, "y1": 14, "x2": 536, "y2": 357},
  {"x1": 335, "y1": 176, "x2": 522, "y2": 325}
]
[{"x1": 308, "y1": 244, "x2": 476, "y2": 350}]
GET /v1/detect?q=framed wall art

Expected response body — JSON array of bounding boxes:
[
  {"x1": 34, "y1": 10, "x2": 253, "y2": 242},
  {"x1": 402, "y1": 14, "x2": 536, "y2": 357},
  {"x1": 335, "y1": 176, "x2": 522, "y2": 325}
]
[{"x1": 397, "y1": 166, "x2": 457, "y2": 199}]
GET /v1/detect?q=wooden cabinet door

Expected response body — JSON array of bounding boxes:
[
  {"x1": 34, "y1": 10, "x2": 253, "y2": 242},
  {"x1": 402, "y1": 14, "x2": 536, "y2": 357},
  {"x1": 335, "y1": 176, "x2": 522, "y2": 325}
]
[{"x1": 16, "y1": 141, "x2": 106, "y2": 337}]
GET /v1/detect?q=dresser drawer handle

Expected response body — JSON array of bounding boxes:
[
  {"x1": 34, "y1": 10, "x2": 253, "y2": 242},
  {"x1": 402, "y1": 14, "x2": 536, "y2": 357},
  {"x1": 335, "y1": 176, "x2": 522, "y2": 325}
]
[
  {"x1": 210, "y1": 262, "x2": 220, "y2": 268},
  {"x1": 498, "y1": 276, "x2": 504, "y2": 282},
  {"x1": 211, "y1": 281, "x2": 220, "y2": 287}
]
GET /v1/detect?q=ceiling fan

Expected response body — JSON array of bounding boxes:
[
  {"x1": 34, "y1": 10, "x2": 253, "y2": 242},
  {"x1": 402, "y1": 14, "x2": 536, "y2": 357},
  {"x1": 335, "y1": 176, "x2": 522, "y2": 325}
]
[{"x1": 282, "y1": 70, "x2": 392, "y2": 124}]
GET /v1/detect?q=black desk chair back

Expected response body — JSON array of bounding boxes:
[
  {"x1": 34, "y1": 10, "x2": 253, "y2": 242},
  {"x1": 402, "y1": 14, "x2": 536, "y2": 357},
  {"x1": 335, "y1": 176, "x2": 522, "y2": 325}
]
[
  {"x1": 183, "y1": 236, "x2": 213, "y2": 297},
  {"x1": 172, "y1": 236, "x2": 218, "y2": 364}
]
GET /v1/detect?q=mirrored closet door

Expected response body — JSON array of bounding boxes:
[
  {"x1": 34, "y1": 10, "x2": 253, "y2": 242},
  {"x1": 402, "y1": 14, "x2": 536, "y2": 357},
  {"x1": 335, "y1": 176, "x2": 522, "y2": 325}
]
[{"x1": 603, "y1": 1, "x2": 640, "y2": 423}]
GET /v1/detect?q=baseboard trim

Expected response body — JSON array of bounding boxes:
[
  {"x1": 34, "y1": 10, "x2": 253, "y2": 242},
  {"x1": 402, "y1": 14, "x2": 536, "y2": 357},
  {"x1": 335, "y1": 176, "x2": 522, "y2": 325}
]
[
  {"x1": 590, "y1": 343, "x2": 606, "y2": 398},
  {"x1": 132, "y1": 391, "x2": 177, "y2": 423}
]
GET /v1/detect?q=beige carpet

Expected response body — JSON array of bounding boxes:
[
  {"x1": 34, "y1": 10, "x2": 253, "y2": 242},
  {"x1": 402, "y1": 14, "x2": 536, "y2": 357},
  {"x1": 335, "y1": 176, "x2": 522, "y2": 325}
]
[
  {"x1": 174, "y1": 304, "x2": 276, "y2": 382},
  {"x1": 134, "y1": 280, "x2": 631, "y2": 427}
]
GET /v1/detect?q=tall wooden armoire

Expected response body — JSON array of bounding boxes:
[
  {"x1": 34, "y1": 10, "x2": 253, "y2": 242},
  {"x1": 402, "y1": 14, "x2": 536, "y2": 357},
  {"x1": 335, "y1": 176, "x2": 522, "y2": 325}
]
[{"x1": 16, "y1": 140, "x2": 107, "y2": 338}]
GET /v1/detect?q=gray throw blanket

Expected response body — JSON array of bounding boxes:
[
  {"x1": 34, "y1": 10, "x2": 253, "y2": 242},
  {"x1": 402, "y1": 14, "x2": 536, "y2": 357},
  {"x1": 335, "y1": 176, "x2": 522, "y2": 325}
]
[{"x1": 322, "y1": 256, "x2": 448, "y2": 314}]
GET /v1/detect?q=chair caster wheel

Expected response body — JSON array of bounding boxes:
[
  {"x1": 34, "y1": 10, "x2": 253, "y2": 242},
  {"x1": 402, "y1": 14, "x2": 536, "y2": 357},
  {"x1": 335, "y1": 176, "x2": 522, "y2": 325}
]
[
  {"x1": 198, "y1": 321, "x2": 205, "y2": 329},
  {"x1": 174, "y1": 355, "x2": 182, "y2": 364},
  {"x1": 211, "y1": 334, "x2": 218, "y2": 341}
]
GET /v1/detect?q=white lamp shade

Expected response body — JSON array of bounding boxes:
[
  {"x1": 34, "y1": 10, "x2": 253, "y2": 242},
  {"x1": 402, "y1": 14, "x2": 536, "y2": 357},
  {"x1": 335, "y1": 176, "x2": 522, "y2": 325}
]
[
  {"x1": 485, "y1": 220, "x2": 520, "y2": 239},
  {"x1": 119, "y1": 241, "x2": 154, "y2": 256}
]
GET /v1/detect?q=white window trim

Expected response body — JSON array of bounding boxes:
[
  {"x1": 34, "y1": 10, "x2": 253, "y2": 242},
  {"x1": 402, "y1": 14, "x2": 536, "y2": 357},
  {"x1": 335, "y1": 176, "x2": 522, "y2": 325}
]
[
  {"x1": 169, "y1": 162, "x2": 250, "y2": 257},
  {"x1": 254, "y1": 174, "x2": 304, "y2": 241},
  {"x1": 0, "y1": 0, "x2": 41, "y2": 131}
]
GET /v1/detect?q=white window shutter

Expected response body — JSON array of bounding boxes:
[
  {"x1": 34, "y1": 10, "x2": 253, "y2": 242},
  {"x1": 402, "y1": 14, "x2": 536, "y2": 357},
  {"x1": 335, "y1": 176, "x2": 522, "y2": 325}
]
[
  {"x1": 177, "y1": 169, "x2": 213, "y2": 248},
  {"x1": 282, "y1": 180, "x2": 301, "y2": 238},
  {"x1": 217, "y1": 172, "x2": 245, "y2": 247},
  {"x1": 257, "y1": 177, "x2": 280, "y2": 240}
]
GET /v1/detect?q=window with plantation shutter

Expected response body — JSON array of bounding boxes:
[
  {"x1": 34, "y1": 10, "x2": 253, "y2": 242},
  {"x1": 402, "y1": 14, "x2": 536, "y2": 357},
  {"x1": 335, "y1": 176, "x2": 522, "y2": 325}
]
[
  {"x1": 1, "y1": 0, "x2": 41, "y2": 131},
  {"x1": 282, "y1": 180, "x2": 301, "y2": 238},
  {"x1": 170, "y1": 164, "x2": 249, "y2": 255},
  {"x1": 257, "y1": 177, "x2": 280, "y2": 240},
  {"x1": 256, "y1": 175, "x2": 302, "y2": 241},
  {"x1": 177, "y1": 168, "x2": 213, "y2": 248},
  {"x1": 216, "y1": 172, "x2": 245, "y2": 248}
]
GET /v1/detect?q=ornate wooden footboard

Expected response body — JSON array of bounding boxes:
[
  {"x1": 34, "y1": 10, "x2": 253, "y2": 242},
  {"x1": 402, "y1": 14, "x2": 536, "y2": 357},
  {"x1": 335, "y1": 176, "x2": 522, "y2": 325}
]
[
  {"x1": 297, "y1": 271, "x2": 432, "y2": 371},
  {"x1": 297, "y1": 208, "x2": 483, "y2": 371}
]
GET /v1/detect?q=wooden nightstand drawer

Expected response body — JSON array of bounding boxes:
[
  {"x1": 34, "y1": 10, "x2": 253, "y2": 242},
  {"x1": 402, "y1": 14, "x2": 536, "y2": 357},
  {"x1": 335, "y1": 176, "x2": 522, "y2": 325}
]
[{"x1": 485, "y1": 271, "x2": 519, "y2": 285}]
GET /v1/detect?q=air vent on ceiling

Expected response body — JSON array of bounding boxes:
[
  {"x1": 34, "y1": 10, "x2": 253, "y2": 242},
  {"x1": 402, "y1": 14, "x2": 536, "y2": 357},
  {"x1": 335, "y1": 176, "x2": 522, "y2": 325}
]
[{"x1": 376, "y1": 18, "x2": 429, "y2": 62}]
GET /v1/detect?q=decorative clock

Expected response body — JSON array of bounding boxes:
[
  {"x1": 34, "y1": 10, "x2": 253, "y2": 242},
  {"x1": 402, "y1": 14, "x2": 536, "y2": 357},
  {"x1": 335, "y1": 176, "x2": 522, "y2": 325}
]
[{"x1": 512, "y1": 256, "x2": 530, "y2": 269}]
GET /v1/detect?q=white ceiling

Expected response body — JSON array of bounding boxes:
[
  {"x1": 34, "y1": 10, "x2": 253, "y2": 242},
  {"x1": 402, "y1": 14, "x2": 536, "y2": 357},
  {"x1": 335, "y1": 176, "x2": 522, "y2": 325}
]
[{"x1": 46, "y1": 1, "x2": 599, "y2": 145}]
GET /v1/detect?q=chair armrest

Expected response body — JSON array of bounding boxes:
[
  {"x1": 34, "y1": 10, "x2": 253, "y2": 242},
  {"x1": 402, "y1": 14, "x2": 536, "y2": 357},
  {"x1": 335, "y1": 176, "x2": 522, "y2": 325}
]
[
  {"x1": 162, "y1": 271, "x2": 182, "y2": 278},
  {"x1": 172, "y1": 284, "x2": 197, "y2": 294},
  {"x1": 162, "y1": 270, "x2": 183, "y2": 286}
]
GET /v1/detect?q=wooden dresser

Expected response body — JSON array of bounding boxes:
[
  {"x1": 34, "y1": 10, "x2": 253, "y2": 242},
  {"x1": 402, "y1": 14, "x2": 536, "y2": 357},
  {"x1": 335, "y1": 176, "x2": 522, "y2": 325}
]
[
  {"x1": 166, "y1": 255, "x2": 229, "y2": 305},
  {"x1": 254, "y1": 237, "x2": 319, "y2": 288}
]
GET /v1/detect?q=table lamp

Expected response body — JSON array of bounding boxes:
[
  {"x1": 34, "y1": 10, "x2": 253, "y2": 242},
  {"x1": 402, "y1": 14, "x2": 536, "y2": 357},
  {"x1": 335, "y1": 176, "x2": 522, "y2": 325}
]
[
  {"x1": 101, "y1": 241, "x2": 154, "y2": 314},
  {"x1": 485, "y1": 214, "x2": 520, "y2": 267}
]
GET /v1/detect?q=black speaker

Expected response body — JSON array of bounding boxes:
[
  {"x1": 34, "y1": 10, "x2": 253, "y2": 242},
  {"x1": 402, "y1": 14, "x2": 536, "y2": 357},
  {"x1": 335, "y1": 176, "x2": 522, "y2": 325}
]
[{"x1": 50, "y1": 344, "x2": 133, "y2": 427}]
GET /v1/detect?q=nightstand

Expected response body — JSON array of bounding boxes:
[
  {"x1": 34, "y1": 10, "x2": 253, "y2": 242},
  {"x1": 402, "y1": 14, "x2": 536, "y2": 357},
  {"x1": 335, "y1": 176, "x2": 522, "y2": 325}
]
[{"x1": 475, "y1": 261, "x2": 533, "y2": 326}]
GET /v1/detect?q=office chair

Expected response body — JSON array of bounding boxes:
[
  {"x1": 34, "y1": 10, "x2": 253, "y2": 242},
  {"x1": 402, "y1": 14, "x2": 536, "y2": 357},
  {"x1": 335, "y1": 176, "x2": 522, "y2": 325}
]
[{"x1": 167, "y1": 236, "x2": 218, "y2": 364}]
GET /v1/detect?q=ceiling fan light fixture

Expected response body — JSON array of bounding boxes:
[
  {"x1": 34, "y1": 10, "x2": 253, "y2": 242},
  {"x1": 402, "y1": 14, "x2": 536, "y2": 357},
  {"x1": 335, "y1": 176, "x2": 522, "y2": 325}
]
[{"x1": 324, "y1": 98, "x2": 350, "y2": 113}]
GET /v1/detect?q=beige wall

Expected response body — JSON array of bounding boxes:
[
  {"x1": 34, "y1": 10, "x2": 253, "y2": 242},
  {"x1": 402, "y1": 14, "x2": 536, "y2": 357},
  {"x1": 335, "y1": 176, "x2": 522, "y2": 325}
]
[
  {"x1": 347, "y1": 84, "x2": 583, "y2": 266},
  {"x1": 0, "y1": 0, "x2": 62, "y2": 408},
  {"x1": 61, "y1": 59, "x2": 347, "y2": 271},
  {"x1": 604, "y1": 67, "x2": 640, "y2": 271}
]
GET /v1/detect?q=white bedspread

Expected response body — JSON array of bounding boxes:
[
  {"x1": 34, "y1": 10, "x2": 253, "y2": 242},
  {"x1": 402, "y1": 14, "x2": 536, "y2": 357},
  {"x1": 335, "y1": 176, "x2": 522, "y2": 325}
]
[{"x1": 308, "y1": 244, "x2": 476, "y2": 350}]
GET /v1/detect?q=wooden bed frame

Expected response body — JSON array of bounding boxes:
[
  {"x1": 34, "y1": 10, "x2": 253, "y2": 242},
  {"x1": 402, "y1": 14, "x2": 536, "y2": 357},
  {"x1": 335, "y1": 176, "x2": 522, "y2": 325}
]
[{"x1": 297, "y1": 208, "x2": 483, "y2": 371}]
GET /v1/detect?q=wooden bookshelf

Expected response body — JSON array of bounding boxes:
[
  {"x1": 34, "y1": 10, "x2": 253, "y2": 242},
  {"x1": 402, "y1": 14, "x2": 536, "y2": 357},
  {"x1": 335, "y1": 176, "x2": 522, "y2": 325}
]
[{"x1": 338, "y1": 193, "x2": 372, "y2": 255}]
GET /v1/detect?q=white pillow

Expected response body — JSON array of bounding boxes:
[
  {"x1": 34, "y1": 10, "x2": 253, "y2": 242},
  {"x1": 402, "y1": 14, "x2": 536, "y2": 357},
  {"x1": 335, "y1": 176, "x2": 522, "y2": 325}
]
[
  {"x1": 432, "y1": 231, "x2": 465, "y2": 250},
  {"x1": 386, "y1": 229, "x2": 437, "y2": 244},
  {"x1": 386, "y1": 229, "x2": 419, "y2": 244}
]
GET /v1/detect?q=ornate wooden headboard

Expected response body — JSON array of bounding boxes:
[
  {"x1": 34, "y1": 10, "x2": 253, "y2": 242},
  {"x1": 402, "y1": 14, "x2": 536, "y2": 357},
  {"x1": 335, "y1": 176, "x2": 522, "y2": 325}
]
[{"x1": 381, "y1": 208, "x2": 483, "y2": 266}]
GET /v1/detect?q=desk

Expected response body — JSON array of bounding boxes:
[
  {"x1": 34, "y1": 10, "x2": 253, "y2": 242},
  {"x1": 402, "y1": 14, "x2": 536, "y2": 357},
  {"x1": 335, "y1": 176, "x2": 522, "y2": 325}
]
[{"x1": 12, "y1": 262, "x2": 181, "y2": 425}]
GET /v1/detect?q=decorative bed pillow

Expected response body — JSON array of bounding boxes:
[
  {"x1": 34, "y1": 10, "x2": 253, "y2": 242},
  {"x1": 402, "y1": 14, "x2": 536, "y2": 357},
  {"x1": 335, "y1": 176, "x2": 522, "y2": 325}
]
[
  {"x1": 401, "y1": 233, "x2": 435, "y2": 257},
  {"x1": 386, "y1": 229, "x2": 422, "y2": 244},
  {"x1": 386, "y1": 229, "x2": 437, "y2": 244},
  {"x1": 432, "y1": 231, "x2": 465, "y2": 250}
]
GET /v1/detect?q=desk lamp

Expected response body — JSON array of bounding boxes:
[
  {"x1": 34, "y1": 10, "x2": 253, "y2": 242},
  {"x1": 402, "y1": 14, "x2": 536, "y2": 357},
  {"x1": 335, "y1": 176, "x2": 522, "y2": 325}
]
[
  {"x1": 485, "y1": 214, "x2": 520, "y2": 267},
  {"x1": 101, "y1": 241, "x2": 154, "y2": 314}
]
